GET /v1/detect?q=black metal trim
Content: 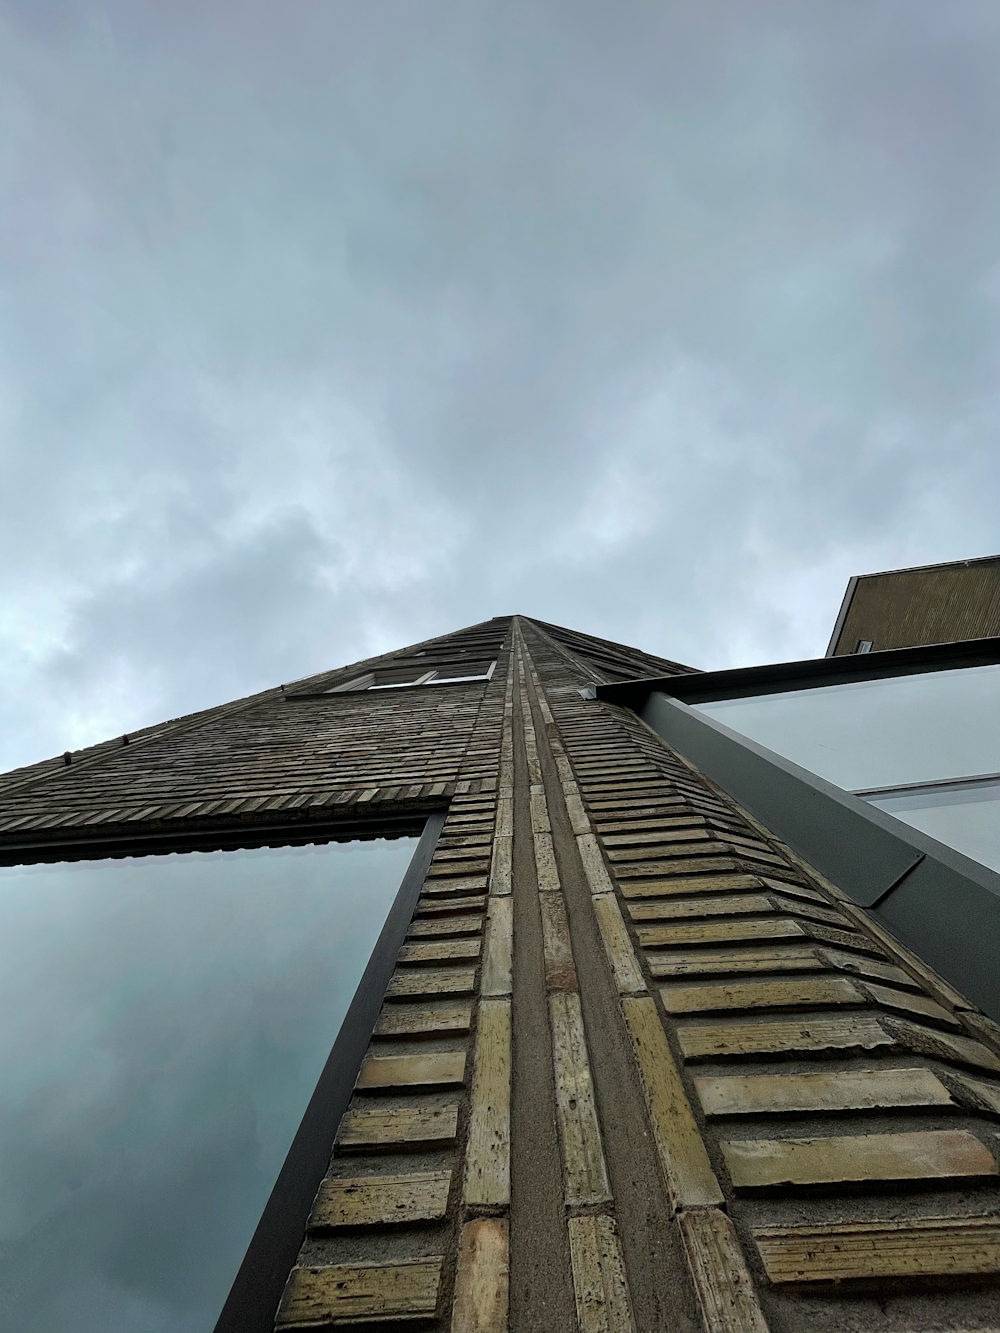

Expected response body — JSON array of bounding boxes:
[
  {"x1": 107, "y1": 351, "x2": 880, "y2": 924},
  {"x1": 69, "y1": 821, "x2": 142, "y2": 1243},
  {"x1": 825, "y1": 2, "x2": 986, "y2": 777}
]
[
  {"x1": 637, "y1": 691, "x2": 1000, "y2": 1020},
  {"x1": 0, "y1": 811, "x2": 433, "y2": 867},
  {"x1": 853, "y1": 772, "x2": 1000, "y2": 800},
  {"x1": 213, "y1": 810, "x2": 446, "y2": 1333},
  {"x1": 597, "y1": 636, "x2": 1000, "y2": 709},
  {"x1": 286, "y1": 678, "x2": 491, "y2": 700}
]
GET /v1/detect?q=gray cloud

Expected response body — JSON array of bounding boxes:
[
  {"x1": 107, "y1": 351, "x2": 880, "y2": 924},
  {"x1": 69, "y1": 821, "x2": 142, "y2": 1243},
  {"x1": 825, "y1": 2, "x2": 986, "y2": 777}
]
[{"x1": 3, "y1": 0, "x2": 999, "y2": 769}]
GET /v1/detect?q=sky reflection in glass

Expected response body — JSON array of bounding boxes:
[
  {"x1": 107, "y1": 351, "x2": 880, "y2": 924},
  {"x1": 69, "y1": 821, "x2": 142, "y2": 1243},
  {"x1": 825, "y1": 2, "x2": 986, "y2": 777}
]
[
  {"x1": 866, "y1": 782, "x2": 1000, "y2": 875},
  {"x1": 0, "y1": 836, "x2": 417, "y2": 1333},
  {"x1": 695, "y1": 665, "x2": 1000, "y2": 873},
  {"x1": 695, "y1": 665, "x2": 1000, "y2": 791}
]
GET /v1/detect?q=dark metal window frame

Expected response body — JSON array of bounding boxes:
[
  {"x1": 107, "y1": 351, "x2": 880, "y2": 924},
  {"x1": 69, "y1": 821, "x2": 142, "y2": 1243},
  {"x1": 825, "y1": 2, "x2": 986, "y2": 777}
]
[
  {"x1": 286, "y1": 671, "x2": 497, "y2": 699},
  {"x1": 214, "y1": 810, "x2": 445, "y2": 1333},
  {"x1": 0, "y1": 809, "x2": 446, "y2": 1333},
  {"x1": 0, "y1": 810, "x2": 430, "y2": 867},
  {"x1": 596, "y1": 638, "x2": 1000, "y2": 1022},
  {"x1": 854, "y1": 772, "x2": 1000, "y2": 800}
]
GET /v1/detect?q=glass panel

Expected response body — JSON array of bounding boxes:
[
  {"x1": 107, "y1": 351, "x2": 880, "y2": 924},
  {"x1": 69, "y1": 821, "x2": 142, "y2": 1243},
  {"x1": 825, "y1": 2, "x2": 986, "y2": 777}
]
[
  {"x1": 695, "y1": 665, "x2": 1000, "y2": 791},
  {"x1": 866, "y1": 781, "x2": 1000, "y2": 875},
  {"x1": 0, "y1": 836, "x2": 418, "y2": 1333}
]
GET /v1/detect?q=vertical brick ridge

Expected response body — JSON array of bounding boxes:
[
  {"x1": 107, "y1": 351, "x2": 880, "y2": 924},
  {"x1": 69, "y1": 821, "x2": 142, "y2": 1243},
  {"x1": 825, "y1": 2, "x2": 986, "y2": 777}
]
[
  {"x1": 511, "y1": 628, "x2": 637, "y2": 1333},
  {"x1": 519, "y1": 618, "x2": 1000, "y2": 1331},
  {"x1": 516, "y1": 627, "x2": 763, "y2": 1333},
  {"x1": 449, "y1": 625, "x2": 515, "y2": 1332}
]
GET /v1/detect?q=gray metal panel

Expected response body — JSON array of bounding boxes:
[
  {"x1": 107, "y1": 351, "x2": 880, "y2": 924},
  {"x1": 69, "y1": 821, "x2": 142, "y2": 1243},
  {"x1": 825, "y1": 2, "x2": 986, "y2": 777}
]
[{"x1": 876, "y1": 856, "x2": 1000, "y2": 1017}]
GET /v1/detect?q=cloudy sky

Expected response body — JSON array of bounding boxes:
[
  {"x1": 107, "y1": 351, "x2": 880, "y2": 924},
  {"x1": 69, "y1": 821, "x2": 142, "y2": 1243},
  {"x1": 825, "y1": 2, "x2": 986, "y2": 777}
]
[{"x1": 3, "y1": 0, "x2": 999, "y2": 771}]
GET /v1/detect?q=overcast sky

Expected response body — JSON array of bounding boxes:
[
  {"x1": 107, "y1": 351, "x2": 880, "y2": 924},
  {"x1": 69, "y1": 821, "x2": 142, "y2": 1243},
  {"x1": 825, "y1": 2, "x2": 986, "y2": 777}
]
[{"x1": 3, "y1": 0, "x2": 999, "y2": 771}]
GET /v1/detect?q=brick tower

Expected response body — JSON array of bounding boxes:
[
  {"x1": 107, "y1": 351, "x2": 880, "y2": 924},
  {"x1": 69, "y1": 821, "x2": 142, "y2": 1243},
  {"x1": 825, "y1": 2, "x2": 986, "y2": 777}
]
[{"x1": 3, "y1": 615, "x2": 999, "y2": 1333}]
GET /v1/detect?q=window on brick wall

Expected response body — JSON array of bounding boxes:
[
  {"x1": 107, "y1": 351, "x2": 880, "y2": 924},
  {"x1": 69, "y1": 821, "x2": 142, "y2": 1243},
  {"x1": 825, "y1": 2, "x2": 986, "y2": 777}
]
[
  {"x1": 323, "y1": 661, "x2": 496, "y2": 693},
  {"x1": 0, "y1": 836, "x2": 419, "y2": 1333}
]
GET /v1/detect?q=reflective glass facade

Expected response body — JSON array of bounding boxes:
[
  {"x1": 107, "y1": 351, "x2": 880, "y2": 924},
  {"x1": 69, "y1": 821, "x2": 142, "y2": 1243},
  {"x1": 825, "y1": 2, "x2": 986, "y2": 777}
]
[
  {"x1": 865, "y1": 779, "x2": 1000, "y2": 873},
  {"x1": 696, "y1": 665, "x2": 1000, "y2": 872},
  {"x1": 0, "y1": 837, "x2": 417, "y2": 1333}
]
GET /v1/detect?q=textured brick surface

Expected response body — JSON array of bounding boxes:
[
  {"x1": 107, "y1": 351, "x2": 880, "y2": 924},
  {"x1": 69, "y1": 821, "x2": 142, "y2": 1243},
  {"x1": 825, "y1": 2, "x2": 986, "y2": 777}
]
[{"x1": 6, "y1": 614, "x2": 1000, "y2": 1331}]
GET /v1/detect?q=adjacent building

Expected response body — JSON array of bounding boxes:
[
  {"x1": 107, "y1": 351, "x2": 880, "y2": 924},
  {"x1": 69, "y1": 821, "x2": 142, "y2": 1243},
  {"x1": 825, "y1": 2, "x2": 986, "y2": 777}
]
[{"x1": 827, "y1": 554, "x2": 1000, "y2": 655}]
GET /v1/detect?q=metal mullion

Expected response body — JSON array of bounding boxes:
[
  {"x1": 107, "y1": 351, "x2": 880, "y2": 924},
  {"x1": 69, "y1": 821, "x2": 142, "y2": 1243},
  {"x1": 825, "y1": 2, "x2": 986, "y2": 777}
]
[{"x1": 213, "y1": 810, "x2": 446, "y2": 1333}]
